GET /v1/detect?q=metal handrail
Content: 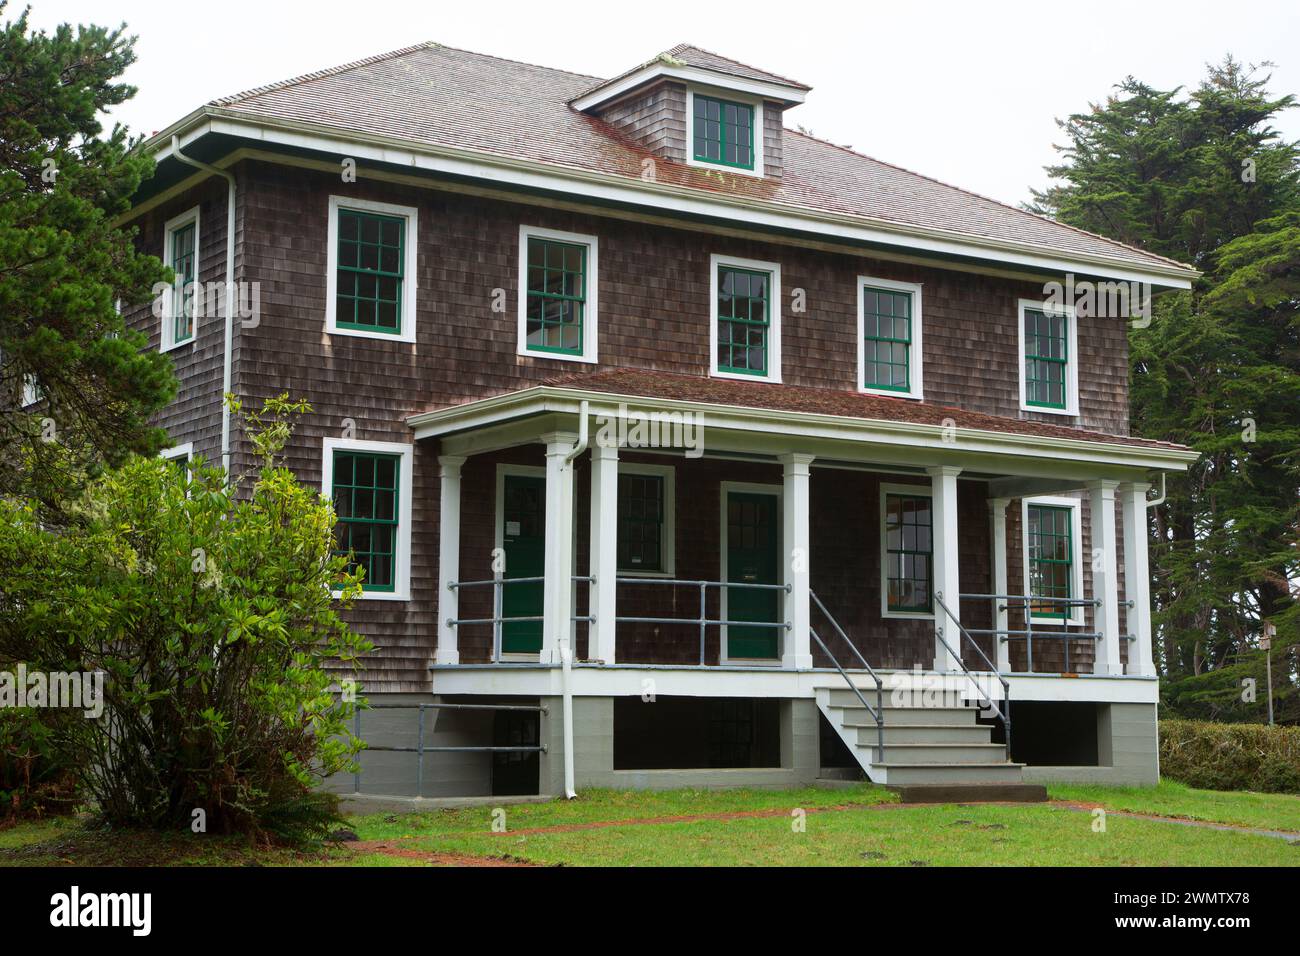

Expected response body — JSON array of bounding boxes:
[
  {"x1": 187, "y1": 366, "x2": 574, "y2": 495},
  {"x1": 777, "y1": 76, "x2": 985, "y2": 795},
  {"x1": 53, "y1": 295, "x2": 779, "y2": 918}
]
[
  {"x1": 352, "y1": 701, "x2": 548, "y2": 796},
  {"x1": 962, "y1": 591, "x2": 1101, "y2": 674},
  {"x1": 447, "y1": 575, "x2": 594, "y2": 662},
  {"x1": 933, "y1": 591, "x2": 1011, "y2": 755},
  {"x1": 615, "y1": 577, "x2": 792, "y2": 666},
  {"x1": 808, "y1": 589, "x2": 885, "y2": 762}
]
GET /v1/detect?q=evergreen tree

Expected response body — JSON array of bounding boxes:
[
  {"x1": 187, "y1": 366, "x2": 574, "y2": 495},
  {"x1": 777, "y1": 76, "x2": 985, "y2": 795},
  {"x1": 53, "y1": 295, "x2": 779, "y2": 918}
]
[
  {"x1": 1030, "y1": 59, "x2": 1300, "y2": 717},
  {"x1": 0, "y1": 2, "x2": 174, "y2": 501}
]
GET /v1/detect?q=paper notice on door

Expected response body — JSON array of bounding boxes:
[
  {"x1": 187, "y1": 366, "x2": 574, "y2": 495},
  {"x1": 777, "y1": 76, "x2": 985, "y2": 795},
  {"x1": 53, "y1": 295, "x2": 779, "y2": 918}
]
[{"x1": 506, "y1": 520, "x2": 521, "y2": 536}]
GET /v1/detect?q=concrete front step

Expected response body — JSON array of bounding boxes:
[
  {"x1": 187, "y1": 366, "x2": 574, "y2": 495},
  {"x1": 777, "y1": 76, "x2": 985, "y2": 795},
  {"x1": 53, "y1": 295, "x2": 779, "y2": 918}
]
[
  {"x1": 854, "y1": 723, "x2": 993, "y2": 746},
  {"x1": 833, "y1": 703, "x2": 981, "y2": 727},
  {"x1": 887, "y1": 783, "x2": 1048, "y2": 803},
  {"x1": 873, "y1": 762, "x2": 1026, "y2": 785},
  {"x1": 859, "y1": 743, "x2": 1010, "y2": 765}
]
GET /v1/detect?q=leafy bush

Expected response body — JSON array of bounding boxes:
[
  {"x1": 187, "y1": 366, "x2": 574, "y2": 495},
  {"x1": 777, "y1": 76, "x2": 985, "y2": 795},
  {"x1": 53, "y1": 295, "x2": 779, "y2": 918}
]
[
  {"x1": 1159, "y1": 719, "x2": 1300, "y2": 795},
  {"x1": 0, "y1": 396, "x2": 371, "y2": 840},
  {"x1": 0, "y1": 710, "x2": 78, "y2": 821}
]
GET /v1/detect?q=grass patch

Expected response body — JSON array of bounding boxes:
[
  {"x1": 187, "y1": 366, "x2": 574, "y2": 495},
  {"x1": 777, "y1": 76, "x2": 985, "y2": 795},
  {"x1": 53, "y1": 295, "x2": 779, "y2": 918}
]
[
  {"x1": 3, "y1": 782, "x2": 1298, "y2": 867},
  {"x1": 352, "y1": 800, "x2": 1300, "y2": 867},
  {"x1": 1049, "y1": 779, "x2": 1300, "y2": 833}
]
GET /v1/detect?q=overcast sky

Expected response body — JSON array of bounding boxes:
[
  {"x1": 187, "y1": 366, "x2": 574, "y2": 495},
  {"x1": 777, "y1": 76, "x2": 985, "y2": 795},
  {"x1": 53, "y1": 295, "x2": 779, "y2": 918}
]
[{"x1": 24, "y1": 0, "x2": 1300, "y2": 206}]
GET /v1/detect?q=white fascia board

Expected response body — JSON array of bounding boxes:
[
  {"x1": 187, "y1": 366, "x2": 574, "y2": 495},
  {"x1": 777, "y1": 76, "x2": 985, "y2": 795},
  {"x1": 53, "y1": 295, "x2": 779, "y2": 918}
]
[
  {"x1": 406, "y1": 385, "x2": 1201, "y2": 471},
  {"x1": 570, "y1": 62, "x2": 808, "y2": 112},
  {"x1": 148, "y1": 111, "x2": 1197, "y2": 290}
]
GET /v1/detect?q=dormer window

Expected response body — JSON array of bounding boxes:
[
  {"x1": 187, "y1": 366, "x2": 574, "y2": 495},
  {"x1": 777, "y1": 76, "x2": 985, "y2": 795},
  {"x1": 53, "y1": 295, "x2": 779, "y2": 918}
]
[
  {"x1": 687, "y1": 89, "x2": 764, "y2": 176},
  {"x1": 693, "y1": 94, "x2": 754, "y2": 170}
]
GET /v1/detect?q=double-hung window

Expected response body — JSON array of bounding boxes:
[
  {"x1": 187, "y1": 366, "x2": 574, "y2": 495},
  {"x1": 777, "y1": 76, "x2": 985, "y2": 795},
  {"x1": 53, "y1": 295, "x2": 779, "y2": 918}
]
[
  {"x1": 616, "y1": 467, "x2": 675, "y2": 575},
  {"x1": 692, "y1": 94, "x2": 755, "y2": 170},
  {"x1": 881, "y1": 487, "x2": 933, "y2": 617},
  {"x1": 711, "y1": 254, "x2": 781, "y2": 382},
  {"x1": 1019, "y1": 299, "x2": 1077, "y2": 414},
  {"x1": 1023, "y1": 499, "x2": 1082, "y2": 624},
  {"x1": 326, "y1": 197, "x2": 419, "y2": 342},
  {"x1": 161, "y1": 207, "x2": 200, "y2": 351},
  {"x1": 517, "y1": 226, "x2": 598, "y2": 363},
  {"x1": 324, "y1": 438, "x2": 414, "y2": 599},
  {"x1": 859, "y1": 278, "x2": 923, "y2": 398}
]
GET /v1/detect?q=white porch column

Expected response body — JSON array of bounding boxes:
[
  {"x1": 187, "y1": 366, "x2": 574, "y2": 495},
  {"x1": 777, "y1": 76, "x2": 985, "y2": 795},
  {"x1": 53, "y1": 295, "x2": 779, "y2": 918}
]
[
  {"x1": 781, "y1": 453, "x2": 815, "y2": 670},
  {"x1": 588, "y1": 441, "x2": 619, "y2": 663},
  {"x1": 1088, "y1": 479, "x2": 1123, "y2": 676},
  {"x1": 436, "y1": 454, "x2": 467, "y2": 665},
  {"x1": 927, "y1": 465, "x2": 963, "y2": 671},
  {"x1": 541, "y1": 432, "x2": 577, "y2": 665},
  {"x1": 988, "y1": 497, "x2": 1011, "y2": 672},
  {"x1": 1120, "y1": 481, "x2": 1156, "y2": 676}
]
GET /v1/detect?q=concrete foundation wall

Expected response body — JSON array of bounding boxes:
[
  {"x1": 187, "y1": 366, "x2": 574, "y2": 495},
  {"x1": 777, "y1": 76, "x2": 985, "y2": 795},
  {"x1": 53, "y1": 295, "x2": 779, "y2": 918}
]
[
  {"x1": 1022, "y1": 702, "x2": 1159, "y2": 787},
  {"x1": 540, "y1": 697, "x2": 821, "y2": 794}
]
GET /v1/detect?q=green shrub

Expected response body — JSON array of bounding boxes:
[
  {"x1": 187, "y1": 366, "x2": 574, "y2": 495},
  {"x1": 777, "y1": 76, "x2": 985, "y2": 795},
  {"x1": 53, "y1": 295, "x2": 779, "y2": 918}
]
[
  {"x1": 0, "y1": 396, "x2": 371, "y2": 841},
  {"x1": 1159, "y1": 719, "x2": 1300, "y2": 794},
  {"x1": 0, "y1": 710, "x2": 78, "y2": 821}
]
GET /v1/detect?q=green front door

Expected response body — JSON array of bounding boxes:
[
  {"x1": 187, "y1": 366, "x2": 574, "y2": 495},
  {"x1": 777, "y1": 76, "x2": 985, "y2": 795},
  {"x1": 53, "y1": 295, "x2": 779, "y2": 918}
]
[
  {"x1": 501, "y1": 475, "x2": 545, "y2": 654},
  {"x1": 725, "y1": 491, "x2": 780, "y2": 660}
]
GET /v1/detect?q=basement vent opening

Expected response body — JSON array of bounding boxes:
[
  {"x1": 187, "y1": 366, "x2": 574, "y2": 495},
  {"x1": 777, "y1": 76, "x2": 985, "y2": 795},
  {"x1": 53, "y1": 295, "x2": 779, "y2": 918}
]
[{"x1": 613, "y1": 696, "x2": 780, "y2": 770}]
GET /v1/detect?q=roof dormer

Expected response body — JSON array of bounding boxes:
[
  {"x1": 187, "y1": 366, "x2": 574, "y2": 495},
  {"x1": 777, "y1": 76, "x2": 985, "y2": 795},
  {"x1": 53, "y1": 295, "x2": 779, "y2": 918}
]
[{"x1": 572, "y1": 44, "x2": 809, "y2": 180}]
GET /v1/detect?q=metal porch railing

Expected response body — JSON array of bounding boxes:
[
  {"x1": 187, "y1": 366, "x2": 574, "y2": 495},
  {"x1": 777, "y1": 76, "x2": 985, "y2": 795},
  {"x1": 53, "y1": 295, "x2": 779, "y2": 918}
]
[
  {"x1": 352, "y1": 701, "x2": 548, "y2": 796},
  {"x1": 448, "y1": 575, "x2": 594, "y2": 663},
  {"x1": 809, "y1": 590, "x2": 886, "y2": 762},
  {"x1": 957, "y1": 592, "x2": 1109, "y2": 673},
  {"x1": 933, "y1": 591, "x2": 1012, "y2": 756},
  {"x1": 614, "y1": 577, "x2": 791, "y2": 666}
]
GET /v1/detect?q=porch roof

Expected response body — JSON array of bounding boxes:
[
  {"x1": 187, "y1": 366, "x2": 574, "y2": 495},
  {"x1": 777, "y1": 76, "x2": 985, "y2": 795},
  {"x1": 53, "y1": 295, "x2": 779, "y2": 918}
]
[{"x1": 407, "y1": 367, "x2": 1198, "y2": 470}]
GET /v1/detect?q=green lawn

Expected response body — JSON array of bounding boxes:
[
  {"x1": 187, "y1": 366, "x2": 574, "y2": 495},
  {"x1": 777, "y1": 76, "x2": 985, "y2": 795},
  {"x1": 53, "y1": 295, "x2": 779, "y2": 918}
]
[
  {"x1": 1048, "y1": 780, "x2": 1300, "y2": 834},
  {"x1": 3, "y1": 782, "x2": 1298, "y2": 867}
]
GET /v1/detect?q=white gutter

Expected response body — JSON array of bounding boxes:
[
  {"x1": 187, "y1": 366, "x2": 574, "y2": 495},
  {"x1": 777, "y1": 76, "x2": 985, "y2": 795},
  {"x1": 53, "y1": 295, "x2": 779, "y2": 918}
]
[
  {"x1": 558, "y1": 401, "x2": 590, "y2": 799},
  {"x1": 143, "y1": 111, "x2": 1199, "y2": 290},
  {"x1": 170, "y1": 135, "x2": 235, "y2": 477}
]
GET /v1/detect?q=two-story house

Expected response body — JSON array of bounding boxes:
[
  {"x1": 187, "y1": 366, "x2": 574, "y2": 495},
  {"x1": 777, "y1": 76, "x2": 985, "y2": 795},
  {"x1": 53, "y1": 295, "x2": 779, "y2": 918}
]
[{"x1": 121, "y1": 42, "x2": 1199, "y2": 799}]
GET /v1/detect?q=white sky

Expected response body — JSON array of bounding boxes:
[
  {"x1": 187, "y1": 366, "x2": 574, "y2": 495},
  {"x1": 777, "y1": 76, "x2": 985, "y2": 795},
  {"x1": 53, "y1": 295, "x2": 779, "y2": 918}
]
[{"x1": 25, "y1": 0, "x2": 1300, "y2": 206}]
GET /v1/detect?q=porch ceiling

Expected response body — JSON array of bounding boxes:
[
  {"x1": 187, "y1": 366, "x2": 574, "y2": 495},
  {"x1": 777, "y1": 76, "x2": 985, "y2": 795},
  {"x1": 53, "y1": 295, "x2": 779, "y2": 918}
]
[{"x1": 406, "y1": 367, "x2": 1198, "y2": 478}]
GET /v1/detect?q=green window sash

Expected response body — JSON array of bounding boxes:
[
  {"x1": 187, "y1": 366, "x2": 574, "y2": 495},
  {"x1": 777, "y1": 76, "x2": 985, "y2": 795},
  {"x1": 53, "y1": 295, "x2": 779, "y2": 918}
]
[
  {"x1": 716, "y1": 265, "x2": 770, "y2": 375},
  {"x1": 1027, "y1": 504, "x2": 1073, "y2": 618},
  {"x1": 693, "y1": 95, "x2": 755, "y2": 170},
  {"x1": 617, "y1": 473, "x2": 665, "y2": 572},
  {"x1": 170, "y1": 222, "x2": 196, "y2": 344},
  {"x1": 863, "y1": 286, "x2": 912, "y2": 391},
  {"x1": 336, "y1": 209, "x2": 405, "y2": 334},
  {"x1": 332, "y1": 450, "x2": 401, "y2": 592},
  {"x1": 524, "y1": 237, "x2": 586, "y2": 355},
  {"x1": 1024, "y1": 308, "x2": 1068, "y2": 409},
  {"x1": 884, "y1": 493, "x2": 933, "y2": 612}
]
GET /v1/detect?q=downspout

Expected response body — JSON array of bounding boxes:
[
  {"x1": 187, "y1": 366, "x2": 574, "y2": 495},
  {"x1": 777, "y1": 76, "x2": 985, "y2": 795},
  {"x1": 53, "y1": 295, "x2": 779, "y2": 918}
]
[
  {"x1": 171, "y1": 136, "x2": 235, "y2": 478},
  {"x1": 1145, "y1": 473, "x2": 1167, "y2": 510},
  {"x1": 558, "y1": 401, "x2": 590, "y2": 799}
]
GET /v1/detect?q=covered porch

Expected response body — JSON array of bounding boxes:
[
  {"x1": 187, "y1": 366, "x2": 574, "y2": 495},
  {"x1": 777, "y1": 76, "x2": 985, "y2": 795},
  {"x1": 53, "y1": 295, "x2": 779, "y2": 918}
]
[{"x1": 409, "y1": 369, "x2": 1198, "y2": 684}]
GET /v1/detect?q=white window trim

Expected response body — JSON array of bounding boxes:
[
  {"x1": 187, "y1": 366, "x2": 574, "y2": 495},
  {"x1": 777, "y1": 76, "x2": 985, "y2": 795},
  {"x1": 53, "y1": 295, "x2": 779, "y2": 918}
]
[
  {"x1": 709, "y1": 253, "x2": 782, "y2": 383},
  {"x1": 495, "y1": 464, "x2": 548, "y2": 662},
  {"x1": 616, "y1": 462, "x2": 676, "y2": 578},
  {"x1": 858, "y1": 276, "x2": 924, "y2": 400},
  {"x1": 325, "y1": 195, "x2": 419, "y2": 343},
  {"x1": 718, "y1": 480, "x2": 783, "y2": 666},
  {"x1": 685, "y1": 85, "x2": 766, "y2": 178},
  {"x1": 1017, "y1": 297, "x2": 1078, "y2": 417},
  {"x1": 879, "y1": 482, "x2": 935, "y2": 620},
  {"x1": 322, "y1": 436, "x2": 414, "y2": 601},
  {"x1": 516, "y1": 225, "x2": 599, "y2": 364},
  {"x1": 1021, "y1": 494, "x2": 1085, "y2": 627},
  {"x1": 160, "y1": 206, "x2": 200, "y2": 353},
  {"x1": 160, "y1": 442, "x2": 193, "y2": 482}
]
